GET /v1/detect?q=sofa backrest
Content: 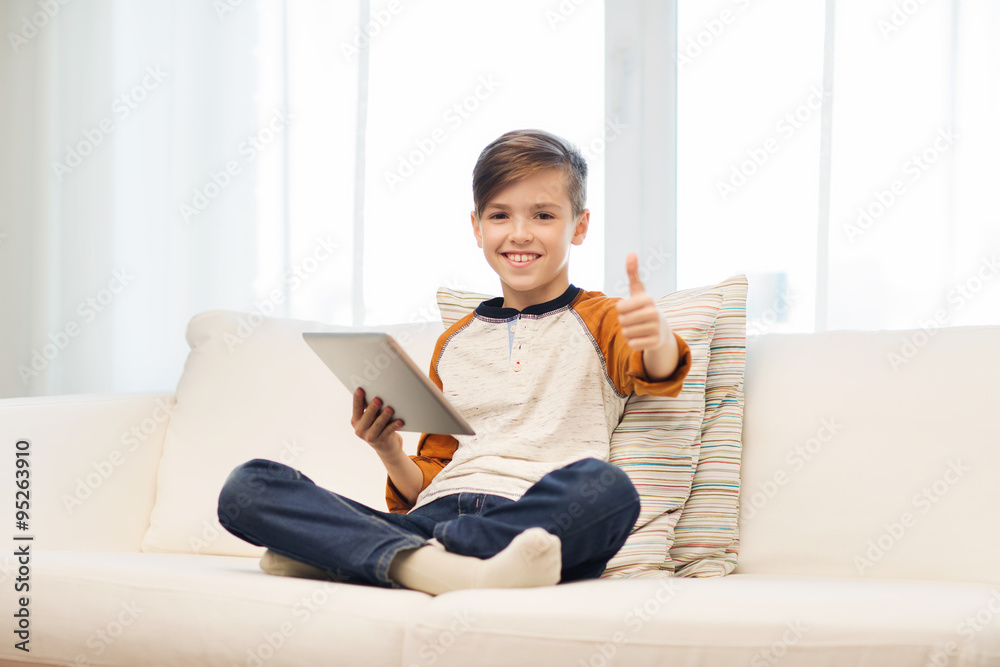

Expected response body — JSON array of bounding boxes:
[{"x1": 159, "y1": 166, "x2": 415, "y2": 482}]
[
  {"x1": 0, "y1": 393, "x2": 171, "y2": 552},
  {"x1": 736, "y1": 325, "x2": 1000, "y2": 584}
]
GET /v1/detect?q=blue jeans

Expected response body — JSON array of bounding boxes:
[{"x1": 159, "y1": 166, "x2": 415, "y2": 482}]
[{"x1": 217, "y1": 457, "x2": 640, "y2": 588}]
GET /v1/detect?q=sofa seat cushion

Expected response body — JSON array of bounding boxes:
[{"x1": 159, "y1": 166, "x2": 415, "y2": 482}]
[
  {"x1": 3, "y1": 551, "x2": 430, "y2": 667},
  {"x1": 404, "y1": 574, "x2": 1000, "y2": 667}
]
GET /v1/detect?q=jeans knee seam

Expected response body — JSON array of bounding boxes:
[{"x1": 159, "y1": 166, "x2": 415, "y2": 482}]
[{"x1": 324, "y1": 491, "x2": 429, "y2": 544}]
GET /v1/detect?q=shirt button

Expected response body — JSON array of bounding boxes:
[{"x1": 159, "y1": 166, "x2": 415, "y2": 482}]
[
  {"x1": 509, "y1": 325, "x2": 517, "y2": 333},
  {"x1": 513, "y1": 361, "x2": 521, "y2": 372}
]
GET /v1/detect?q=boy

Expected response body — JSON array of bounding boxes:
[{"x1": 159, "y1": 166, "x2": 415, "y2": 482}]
[{"x1": 218, "y1": 129, "x2": 691, "y2": 595}]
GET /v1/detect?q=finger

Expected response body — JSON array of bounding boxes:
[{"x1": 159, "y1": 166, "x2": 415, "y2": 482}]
[
  {"x1": 383, "y1": 413, "x2": 404, "y2": 433},
  {"x1": 352, "y1": 387, "x2": 365, "y2": 422},
  {"x1": 616, "y1": 294, "x2": 654, "y2": 317},
  {"x1": 355, "y1": 395, "x2": 383, "y2": 432},
  {"x1": 375, "y1": 404, "x2": 394, "y2": 428},
  {"x1": 371, "y1": 405, "x2": 402, "y2": 439},
  {"x1": 621, "y1": 322, "x2": 660, "y2": 342},
  {"x1": 626, "y1": 253, "x2": 644, "y2": 296},
  {"x1": 625, "y1": 335, "x2": 658, "y2": 350},
  {"x1": 621, "y1": 315, "x2": 666, "y2": 350},
  {"x1": 619, "y1": 313, "x2": 655, "y2": 332},
  {"x1": 620, "y1": 304, "x2": 659, "y2": 329}
]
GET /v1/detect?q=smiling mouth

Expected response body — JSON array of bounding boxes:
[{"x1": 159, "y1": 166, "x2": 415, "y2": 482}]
[{"x1": 503, "y1": 253, "x2": 540, "y2": 264}]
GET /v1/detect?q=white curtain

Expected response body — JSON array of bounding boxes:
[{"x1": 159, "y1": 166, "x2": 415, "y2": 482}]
[
  {"x1": 0, "y1": 0, "x2": 362, "y2": 398},
  {"x1": 5, "y1": 0, "x2": 996, "y2": 399},
  {"x1": 0, "y1": 0, "x2": 606, "y2": 399}
]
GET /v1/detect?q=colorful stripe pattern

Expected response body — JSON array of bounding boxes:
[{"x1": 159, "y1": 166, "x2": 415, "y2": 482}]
[
  {"x1": 601, "y1": 285, "x2": 722, "y2": 577},
  {"x1": 437, "y1": 289, "x2": 495, "y2": 328},
  {"x1": 668, "y1": 275, "x2": 748, "y2": 577}
]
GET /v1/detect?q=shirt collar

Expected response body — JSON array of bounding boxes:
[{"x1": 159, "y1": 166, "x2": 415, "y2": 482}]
[{"x1": 475, "y1": 284, "x2": 580, "y2": 320}]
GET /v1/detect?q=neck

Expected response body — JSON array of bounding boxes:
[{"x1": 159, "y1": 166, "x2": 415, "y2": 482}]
[{"x1": 500, "y1": 280, "x2": 571, "y2": 312}]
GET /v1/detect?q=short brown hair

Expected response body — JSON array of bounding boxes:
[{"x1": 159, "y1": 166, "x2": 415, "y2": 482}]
[{"x1": 472, "y1": 129, "x2": 588, "y2": 218}]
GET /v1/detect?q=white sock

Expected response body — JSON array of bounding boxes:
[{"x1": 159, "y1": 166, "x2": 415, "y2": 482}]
[
  {"x1": 389, "y1": 527, "x2": 562, "y2": 595},
  {"x1": 259, "y1": 549, "x2": 331, "y2": 580}
]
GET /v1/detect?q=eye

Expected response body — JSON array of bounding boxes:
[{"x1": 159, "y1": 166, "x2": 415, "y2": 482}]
[
  {"x1": 488, "y1": 212, "x2": 509, "y2": 220},
  {"x1": 536, "y1": 212, "x2": 555, "y2": 220}
]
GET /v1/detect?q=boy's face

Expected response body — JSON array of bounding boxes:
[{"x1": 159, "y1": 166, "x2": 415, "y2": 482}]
[{"x1": 471, "y1": 167, "x2": 589, "y2": 311}]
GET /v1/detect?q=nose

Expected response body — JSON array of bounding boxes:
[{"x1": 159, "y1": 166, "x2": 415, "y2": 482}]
[{"x1": 509, "y1": 216, "x2": 533, "y2": 243}]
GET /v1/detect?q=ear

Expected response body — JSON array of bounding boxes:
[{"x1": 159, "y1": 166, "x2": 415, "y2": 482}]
[
  {"x1": 571, "y1": 209, "x2": 590, "y2": 246},
  {"x1": 471, "y1": 211, "x2": 483, "y2": 248}
]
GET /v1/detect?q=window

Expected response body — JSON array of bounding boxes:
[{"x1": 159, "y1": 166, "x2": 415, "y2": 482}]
[
  {"x1": 279, "y1": 0, "x2": 607, "y2": 326},
  {"x1": 677, "y1": 0, "x2": 999, "y2": 334}
]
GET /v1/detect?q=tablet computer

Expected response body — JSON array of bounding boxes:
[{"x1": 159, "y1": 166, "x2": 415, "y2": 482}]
[{"x1": 303, "y1": 332, "x2": 475, "y2": 436}]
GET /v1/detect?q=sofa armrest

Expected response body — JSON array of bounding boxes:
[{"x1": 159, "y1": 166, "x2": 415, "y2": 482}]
[{"x1": 0, "y1": 393, "x2": 173, "y2": 552}]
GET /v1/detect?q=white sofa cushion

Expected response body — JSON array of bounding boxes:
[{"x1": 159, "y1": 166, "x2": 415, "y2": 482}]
[
  {"x1": 140, "y1": 310, "x2": 444, "y2": 557},
  {"x1": 7, "y1": 552, "x2": 999, "y2": 666},
  {"x1": 0, "y1": 551, "x2": 430, "y2": 666},
  {"x1": 737, "y1": 325, "x2": 1000, "y2": 584},
  {"x1": 403, "y1": 574, "x2": 1000, "y2": 666}
]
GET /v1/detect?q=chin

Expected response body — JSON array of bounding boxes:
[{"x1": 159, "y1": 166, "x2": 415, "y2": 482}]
[{"x1": 505, "y1": 279, "x2": 548, "y2": 295}]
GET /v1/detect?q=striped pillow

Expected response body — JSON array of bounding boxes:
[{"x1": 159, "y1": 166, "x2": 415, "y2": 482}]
[
  {"x1": 437, "y1": 289, "x2": 493, "y2": 327},
  {"x1": 668, "y1": 275, "x2": 748, "y2": 577},
  {"x1": 601, "y1": 285, "x2": 722, "y2": 577},
  {"x1": 435, "y1": 284, "x2": 725, "y2": 576}
]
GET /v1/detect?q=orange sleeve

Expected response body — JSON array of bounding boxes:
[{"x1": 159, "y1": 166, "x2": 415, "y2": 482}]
[
  {"x1": 574, "y1": 290, "x2": 692, "y2": 398},
  {"x1": 385, "y1": 431, "x2": 458, "y2": 513},
  {"x1": 384, "y1": 315, "x2": 471, "y2": 513},
  {"x1": 621, "y1": 331, "x2": 691, "y2": 397}
]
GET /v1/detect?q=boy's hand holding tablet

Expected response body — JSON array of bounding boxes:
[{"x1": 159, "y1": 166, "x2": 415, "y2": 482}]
[{"x1": 351, "y1": 386, "x2": 403, "y2": 456}]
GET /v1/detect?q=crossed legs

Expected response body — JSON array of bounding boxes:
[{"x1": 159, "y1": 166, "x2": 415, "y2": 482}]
[{"x1": 218, "y1": 457, "x2": 639, "y2": 594}]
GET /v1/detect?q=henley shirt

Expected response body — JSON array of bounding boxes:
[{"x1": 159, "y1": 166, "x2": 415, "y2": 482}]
[{"x1": 386, "y1": 284, "x2": 692, "y2": 513}]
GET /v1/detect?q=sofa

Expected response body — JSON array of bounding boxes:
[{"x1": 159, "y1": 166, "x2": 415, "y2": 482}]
[{"x1": 2, "y1": 278, "x2": 1000, "y2": 667}]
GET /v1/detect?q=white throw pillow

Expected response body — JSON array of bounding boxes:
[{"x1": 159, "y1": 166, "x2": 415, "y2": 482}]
[{"x1": 140, "y1": 310, "x2": 442, "y2": 556}]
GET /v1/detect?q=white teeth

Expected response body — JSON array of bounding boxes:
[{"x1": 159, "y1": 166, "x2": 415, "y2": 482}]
[{"x1": 506, "y1": 253, "x2": 538, "y2": 263}]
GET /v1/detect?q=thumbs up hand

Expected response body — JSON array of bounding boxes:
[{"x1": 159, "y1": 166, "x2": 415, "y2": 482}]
[
  {"x1": 615, "y1": 253, "x2": 681, "y2": 382},
  {"x1": 616, "y1": 253, "x2": 668, "y2": 351}
]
